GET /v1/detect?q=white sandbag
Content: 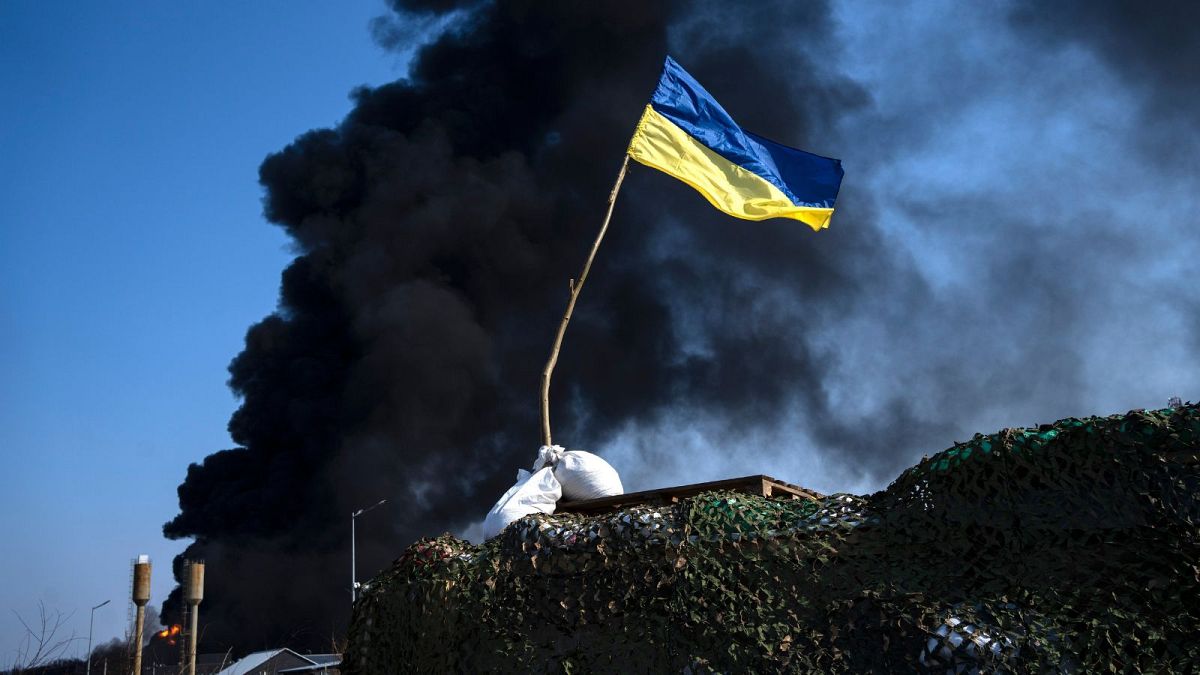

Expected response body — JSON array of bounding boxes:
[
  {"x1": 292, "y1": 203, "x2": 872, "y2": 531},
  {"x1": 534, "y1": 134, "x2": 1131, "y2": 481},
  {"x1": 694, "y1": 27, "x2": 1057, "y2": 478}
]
[
  {"x1": 481, "y1": 467, "x2": 561, "y2": 540},
  {"x1": 533, "y1": 445, "x2": 624, "y2": 501}
]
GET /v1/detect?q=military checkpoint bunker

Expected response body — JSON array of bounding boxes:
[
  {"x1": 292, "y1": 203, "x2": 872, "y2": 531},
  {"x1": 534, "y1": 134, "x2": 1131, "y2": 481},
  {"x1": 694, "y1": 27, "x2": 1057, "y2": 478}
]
[{"x1": 344, "y1": 403, "x2": 1199, "y2": 673}]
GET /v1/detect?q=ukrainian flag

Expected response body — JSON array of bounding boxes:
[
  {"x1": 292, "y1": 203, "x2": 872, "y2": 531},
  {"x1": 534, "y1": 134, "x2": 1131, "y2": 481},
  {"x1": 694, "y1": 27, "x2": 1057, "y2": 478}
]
[{"x1": 627, "y1": 57, "x2": 843, "y2": 230}]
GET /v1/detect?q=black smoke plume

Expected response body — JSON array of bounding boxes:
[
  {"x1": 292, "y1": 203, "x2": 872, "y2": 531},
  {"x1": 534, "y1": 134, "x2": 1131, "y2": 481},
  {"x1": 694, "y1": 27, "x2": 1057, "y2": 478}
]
[
  {"x1": 159, "y1": 0, "x2": 912, "y2": 650},
  {"x1": 160, "y1": 0, "x2": 1200, "y2": 653}
]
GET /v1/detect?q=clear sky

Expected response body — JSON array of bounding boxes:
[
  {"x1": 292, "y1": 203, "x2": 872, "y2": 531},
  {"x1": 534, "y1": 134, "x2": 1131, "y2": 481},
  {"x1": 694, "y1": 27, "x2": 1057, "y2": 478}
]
[
  {"x1": 0, "y1": 1, "x2": 401, "y2": 659},
  {"x1": 3, "y1": 0, "x2": 1199, "y2": 665}
]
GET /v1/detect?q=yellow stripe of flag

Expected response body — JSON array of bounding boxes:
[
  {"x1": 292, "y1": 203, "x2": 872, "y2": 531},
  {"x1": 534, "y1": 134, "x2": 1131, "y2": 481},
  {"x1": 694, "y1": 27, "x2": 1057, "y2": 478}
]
[{"x1": 627, "y1": 105, "x2": 834, "y2": 230}]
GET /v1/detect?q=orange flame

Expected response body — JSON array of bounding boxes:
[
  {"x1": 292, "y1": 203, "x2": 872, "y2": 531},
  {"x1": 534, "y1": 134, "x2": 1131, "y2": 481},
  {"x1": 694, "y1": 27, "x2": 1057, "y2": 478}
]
[{"x1": 156, "y1": 624, "x2": 182, "y2": 645}]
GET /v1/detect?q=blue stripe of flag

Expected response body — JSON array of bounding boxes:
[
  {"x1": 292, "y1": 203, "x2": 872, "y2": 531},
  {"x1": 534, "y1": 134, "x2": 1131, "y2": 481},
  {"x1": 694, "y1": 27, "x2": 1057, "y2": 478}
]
[{"x1": 648, "y1": 56, "x2": 843, "y2": 209}]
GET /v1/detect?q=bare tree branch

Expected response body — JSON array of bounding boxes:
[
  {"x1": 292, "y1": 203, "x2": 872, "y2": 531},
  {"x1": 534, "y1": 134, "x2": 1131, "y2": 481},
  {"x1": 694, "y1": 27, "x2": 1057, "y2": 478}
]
[{"x1": 8, "y1": 602, "x2": 79, "y2": 673}]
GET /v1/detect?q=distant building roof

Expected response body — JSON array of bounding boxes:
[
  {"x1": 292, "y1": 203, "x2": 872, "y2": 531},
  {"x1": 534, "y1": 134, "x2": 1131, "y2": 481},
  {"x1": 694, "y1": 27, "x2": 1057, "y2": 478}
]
[
  {"x1": 214, "y1": 649, "x2": 315, "y2": 675},
  {"x1": 278, "y1": 658, "x2": 340, "y2": 667},
  {"x1": 278, "y1": 654, "x2": 341, "y2": 673}
]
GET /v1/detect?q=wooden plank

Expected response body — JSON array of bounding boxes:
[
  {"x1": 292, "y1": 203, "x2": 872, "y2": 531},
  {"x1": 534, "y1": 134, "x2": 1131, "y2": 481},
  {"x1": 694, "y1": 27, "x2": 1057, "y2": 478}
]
[
  {"x1": 762, "y1": 476, "x2": 823, "y2": 501},
  {"x1": 557, "y1": 474, "x2": 822, "y2": 515}
]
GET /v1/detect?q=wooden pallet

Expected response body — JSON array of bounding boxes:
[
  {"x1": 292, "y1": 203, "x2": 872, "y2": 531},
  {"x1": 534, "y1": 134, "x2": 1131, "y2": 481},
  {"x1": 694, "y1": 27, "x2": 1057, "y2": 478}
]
[{"x1": 557, "y1": 475, "x2": 823, "y2": 515}]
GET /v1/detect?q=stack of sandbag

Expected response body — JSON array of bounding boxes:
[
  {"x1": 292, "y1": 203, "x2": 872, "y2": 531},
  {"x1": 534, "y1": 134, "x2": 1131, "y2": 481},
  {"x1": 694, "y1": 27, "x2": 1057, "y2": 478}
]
[
  {"x1": 532, "y1": 444, "x2": 624, "y2": 501},
  {"x1": 481, "y1": 445, "x2": 624, "y2": 540},
  {"x1": 481, "y1": 467, "x2": 561, "y2": 541}
]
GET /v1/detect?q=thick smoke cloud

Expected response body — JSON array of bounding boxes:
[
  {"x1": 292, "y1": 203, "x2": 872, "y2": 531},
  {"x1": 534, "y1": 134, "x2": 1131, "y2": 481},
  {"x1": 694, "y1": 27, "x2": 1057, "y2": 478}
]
[
  {"x1": 162, "y1": 0, "x2": 1200, "y2": 652},
  {"x1": 161, "y1": 0, "x2": 915, "y2": 650},
  {"x1": 816, "y1": 0, "x2": 1200, "y2": 456},
  {"x1": 1011, "y1": 0, "x2": 1200, "y2": 168}
]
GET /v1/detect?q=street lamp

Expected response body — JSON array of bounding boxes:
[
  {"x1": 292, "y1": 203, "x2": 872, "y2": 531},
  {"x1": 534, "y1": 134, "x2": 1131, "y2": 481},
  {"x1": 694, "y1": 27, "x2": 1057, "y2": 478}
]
[
  {"x1": 86, "y1": 599, "x2": 110, "y2": 675},
  {"x1": 351, "y1": 499, "x2": 388, "y2": 605}
]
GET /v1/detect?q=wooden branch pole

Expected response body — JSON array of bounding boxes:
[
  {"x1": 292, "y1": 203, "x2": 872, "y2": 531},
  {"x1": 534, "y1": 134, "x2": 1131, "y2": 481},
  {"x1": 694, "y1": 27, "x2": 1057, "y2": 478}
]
[{"x1": 540, "y1": 155, "x2": 631, "y2": 446}]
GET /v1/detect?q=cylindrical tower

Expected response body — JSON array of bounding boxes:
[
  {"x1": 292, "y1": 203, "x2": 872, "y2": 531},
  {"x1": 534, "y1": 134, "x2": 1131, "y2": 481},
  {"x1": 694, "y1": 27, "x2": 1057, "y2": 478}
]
[
  {"x1": 131, "y1": 555, "x2": 151, "y2": 675},
  {"x1": 183, "y1": 561, "x2": 205, "y2": 675}
]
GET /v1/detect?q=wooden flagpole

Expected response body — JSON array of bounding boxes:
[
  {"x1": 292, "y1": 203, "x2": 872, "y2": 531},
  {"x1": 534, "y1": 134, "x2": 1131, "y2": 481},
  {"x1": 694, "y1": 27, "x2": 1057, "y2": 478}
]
[{"x1": 540, "y1": 155, "x2": 632, "y2": 447}]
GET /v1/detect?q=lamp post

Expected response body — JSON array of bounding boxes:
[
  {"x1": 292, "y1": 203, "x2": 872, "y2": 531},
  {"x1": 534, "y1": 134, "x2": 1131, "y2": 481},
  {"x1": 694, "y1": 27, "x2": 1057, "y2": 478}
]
[
  {"x1": 86, "y1": 599, "x2": 110, "y2": 675},
  {"x1": 351, "y1": 499, "x2": 387, "y2": 606}
]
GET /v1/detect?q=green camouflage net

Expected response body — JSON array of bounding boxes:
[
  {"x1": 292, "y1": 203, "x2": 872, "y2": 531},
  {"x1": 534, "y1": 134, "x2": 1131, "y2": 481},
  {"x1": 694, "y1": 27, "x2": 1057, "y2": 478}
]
[{"x1": 345, "y1": 404, "x2": 1200, "y2": 673}]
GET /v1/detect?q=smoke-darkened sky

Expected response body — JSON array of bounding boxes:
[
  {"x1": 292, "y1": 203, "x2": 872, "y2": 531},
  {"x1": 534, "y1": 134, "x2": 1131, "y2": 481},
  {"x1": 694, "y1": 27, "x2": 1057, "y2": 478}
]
[{"x1": 3, "y1": 0, "x2": 1197, "y2": 660}]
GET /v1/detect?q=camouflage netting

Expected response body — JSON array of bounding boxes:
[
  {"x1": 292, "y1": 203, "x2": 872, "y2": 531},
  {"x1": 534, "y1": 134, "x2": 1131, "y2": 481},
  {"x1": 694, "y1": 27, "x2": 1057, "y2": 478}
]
[{"x1": 345, "y1": 405, "x2": 1200, "y2": 673}]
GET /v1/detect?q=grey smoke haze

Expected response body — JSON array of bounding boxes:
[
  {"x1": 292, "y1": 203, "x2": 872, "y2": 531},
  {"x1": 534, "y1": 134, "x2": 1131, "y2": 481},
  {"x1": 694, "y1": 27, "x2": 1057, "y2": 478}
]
[
  {"x1": 162, "y1": 0, "x2": 1199, "y2": 651},
  {"x1": 830, "y1": 0, "x2": 1199, "y2": 435},
  {"x1": 583, "y1": 0, "x2": 1200, "y2": 495},
  {"x1": 1012, "y1": 0, "x2": 1200, "y2": 169}
]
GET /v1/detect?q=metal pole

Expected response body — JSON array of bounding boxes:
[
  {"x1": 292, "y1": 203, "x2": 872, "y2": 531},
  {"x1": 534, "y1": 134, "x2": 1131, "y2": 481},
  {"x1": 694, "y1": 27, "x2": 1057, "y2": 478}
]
[
  {"x1": 86, "y1": 599, "x2": 110, "y2": 675},
  {"x1": 86, "y1": 612, "x2": 93, "y2": 675},
  {"x1": 350, "y1": 499, "x2": 387, "y2": 607},
  {"x1": 540, "y1": 155, "x2": 631, "y2": 446}
]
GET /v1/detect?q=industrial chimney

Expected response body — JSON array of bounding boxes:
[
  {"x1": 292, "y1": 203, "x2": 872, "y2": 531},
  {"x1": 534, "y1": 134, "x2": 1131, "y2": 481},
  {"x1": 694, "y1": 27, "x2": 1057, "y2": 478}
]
[
  {"x1": 131, "y1": 555, "x2": 151, "y2": 675},
  {"x1": 182, "y1": 560, "x2": 205, "y2": 675}
]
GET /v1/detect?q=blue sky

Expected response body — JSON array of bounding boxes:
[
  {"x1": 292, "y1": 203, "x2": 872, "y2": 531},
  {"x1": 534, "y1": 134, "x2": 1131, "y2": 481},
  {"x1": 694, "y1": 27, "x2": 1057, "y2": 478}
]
[{"x1": 0, "y1": 1, "x2": 401, "y2": 659}]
